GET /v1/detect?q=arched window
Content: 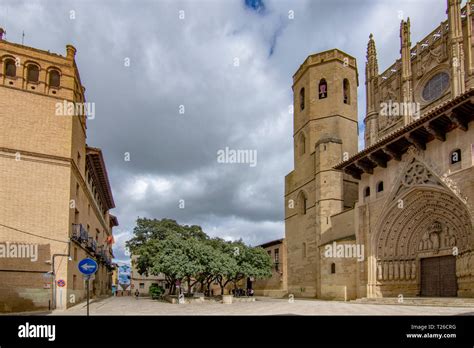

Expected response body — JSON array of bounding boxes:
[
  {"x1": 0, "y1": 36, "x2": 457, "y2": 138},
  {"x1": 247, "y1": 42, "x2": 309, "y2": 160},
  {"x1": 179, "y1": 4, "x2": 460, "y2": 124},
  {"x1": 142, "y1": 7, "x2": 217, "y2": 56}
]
[
  {"x1": 376, "y1": 181, "x2": 384, "y2": 192},
  {"x1": 298, "y1": 191, "x2": 308, "y2": 215},
  {"x1": 450, "y1": 149, "x2": 461, "y2": 164},
  {"x1": 4, "y1": 59, "x2": 16, "y2": 77},
  {"x1": 49, "y1": 69, "x2": 60, "y2": 88},
  {"x1": 27, "y1": 64, "x2": 39, "y2": 83},
  {"x1": 343, "y1": 78, "x2": 350, "y2": 104},
  {"x1": 319, "y1": 79, "x2": 327, "y2": 99},
  {"x1": 299, "y1": 87, "x2": 305, "y2": 110},
  {"x1": 331, "y1": 263, "x2": 336, "y2": 274},
  {"x1": 364, "y1": 186, "x2": 370, "y2": 197},
  {"x1": 298, "y1": 132, "x2": 306, "y2": 156}
]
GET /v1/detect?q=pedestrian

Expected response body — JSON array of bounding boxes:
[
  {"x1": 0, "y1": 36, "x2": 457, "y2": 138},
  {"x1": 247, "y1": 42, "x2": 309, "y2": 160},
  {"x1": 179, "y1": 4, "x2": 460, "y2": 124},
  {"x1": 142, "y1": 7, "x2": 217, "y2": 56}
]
[{"x1": 135, "y1": 289, "x2": 139, "y2": 299}]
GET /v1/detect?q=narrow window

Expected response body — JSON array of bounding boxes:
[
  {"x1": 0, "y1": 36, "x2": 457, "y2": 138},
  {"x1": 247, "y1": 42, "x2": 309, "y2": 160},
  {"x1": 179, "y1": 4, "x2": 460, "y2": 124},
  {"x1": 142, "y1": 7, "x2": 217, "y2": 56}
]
[
  {"x1": 26, "y1": 64, "x2": 39, "y2": 83},
  {"x1": 73, "y1": 275, "x2": 77, "y2": 290},
  {"x1": 4, "y1": 59, "x2": 16, "y2": 77},
  {"x1": 302, "y1": 242, "x2": 307, "y2": 258},
  {"x1": 376, "y1": 181, "x2": 384, "y2": 192},
  {"x1": 49, "y1": 69, "x2": 60, "y2": 88},
  {"x1": 451, "y1": 149, "x2": 461, "y2": 164},
  {"x1": 274, "y1": 248, "x2": 280, "y2": 271},
  {"x1": 364, "y1": 186, "x2": 370, "y2": 197},
  {"x1": 298, "y1": 191, "x2": 308, "y2": 215},
  {"x1": 299, "y1": 87, "x2": 305, "y2": 110},
  {"x1": 343, "y1": 78, "x2": 350, "y2": 104},
  {"x1": 331, "y1": 263, "x2": 336, "y2": 274},
  {"x1": 298, "y1": 133, "x2": 306, "y2": 155},
  {"x1": 74, "y1": 210, "x2": 79, "y2": 224},
  {"x1": 319, "y1": 79, "x2": 327, "y2": 99},
  {"x1": 74, "y1": 247, "x2": 78, "y2": 261}
]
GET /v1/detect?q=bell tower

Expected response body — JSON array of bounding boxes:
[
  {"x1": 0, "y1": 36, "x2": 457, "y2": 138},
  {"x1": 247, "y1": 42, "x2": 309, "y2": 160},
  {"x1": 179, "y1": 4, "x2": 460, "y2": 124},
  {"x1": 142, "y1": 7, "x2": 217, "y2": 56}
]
[{"x1": 285, "y1": 49, "x2": 359, "y2": 298}]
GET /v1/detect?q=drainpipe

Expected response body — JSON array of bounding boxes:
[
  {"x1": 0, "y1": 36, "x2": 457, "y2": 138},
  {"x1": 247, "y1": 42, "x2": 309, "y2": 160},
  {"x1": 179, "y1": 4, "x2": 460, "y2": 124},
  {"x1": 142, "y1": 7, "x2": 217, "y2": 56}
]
[{"x1": 50, "y1": 239, "x2": 71, "y2": 310}]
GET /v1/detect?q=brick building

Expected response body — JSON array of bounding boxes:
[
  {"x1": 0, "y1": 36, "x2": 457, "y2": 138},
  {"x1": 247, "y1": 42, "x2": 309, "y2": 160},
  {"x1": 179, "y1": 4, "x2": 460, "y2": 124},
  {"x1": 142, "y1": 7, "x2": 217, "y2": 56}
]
[
  {"x1": 130, "y1": 256, "x2": 166, "y2": 296},
  {"x1": 253, "y1": 238, "x2": 288, "y2": 297},
  {"x1": 0, "y1": 34, "x2": 118, "y2": 312}
]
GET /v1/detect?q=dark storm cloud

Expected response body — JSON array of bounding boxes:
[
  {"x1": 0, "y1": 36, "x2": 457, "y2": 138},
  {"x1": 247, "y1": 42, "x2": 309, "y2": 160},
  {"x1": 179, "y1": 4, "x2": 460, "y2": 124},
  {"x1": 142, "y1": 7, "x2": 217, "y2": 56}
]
[{"x1": 1, "y1": 0, "x2": 448, "y2": 262}]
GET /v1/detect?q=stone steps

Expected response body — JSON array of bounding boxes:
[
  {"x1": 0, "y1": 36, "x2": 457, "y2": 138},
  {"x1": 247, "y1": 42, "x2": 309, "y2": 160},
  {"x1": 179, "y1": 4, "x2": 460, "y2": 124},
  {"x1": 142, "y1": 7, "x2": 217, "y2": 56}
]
[{"x1": 351, "y1": 297, "x2": 474, "y2": 307}]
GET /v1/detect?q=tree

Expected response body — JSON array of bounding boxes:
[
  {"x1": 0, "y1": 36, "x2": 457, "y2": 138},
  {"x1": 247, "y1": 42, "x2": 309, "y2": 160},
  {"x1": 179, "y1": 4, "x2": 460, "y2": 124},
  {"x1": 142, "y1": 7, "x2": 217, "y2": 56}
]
[
  {"x1": 213, "y1": 248, "x2": 239, "y2": 295},
  {"x1": 127, "y1": 218, "x2": 272, "y2": 297},
  {"x1": 126, "y1": 218, "x2": 208, "y2": 252}
]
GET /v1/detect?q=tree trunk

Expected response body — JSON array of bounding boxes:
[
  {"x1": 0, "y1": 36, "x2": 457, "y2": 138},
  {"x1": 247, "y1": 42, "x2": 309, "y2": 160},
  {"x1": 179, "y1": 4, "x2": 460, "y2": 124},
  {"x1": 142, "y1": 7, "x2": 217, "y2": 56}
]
[
  {"x1": 199, "y1": 280, "x2": 204, "y2": 293},
  {"x1": 187, "y1": 276, "x2": 192, "y2": 294}
]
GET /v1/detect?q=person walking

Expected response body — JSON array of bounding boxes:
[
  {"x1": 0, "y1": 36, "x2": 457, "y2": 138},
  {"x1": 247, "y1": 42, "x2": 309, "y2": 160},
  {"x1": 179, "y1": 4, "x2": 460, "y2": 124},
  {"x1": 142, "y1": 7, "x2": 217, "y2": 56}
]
[{"x1": 134, "y1": 289, "x2": 139, "y2": 299}]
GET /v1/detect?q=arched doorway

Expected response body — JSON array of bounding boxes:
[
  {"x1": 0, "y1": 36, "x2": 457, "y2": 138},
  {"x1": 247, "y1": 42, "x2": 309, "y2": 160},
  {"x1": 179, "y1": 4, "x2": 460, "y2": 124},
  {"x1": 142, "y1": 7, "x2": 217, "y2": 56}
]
[{"x1": 369, "y1": 187, "x2": 472, "y2": 297}]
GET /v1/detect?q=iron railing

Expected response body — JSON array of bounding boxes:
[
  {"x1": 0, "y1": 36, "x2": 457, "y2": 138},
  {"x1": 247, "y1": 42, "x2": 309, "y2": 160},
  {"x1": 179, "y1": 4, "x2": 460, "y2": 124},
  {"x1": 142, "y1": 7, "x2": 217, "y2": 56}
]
[{"x1": 72, "y1": 224, "x2": 89, "y2": 243}]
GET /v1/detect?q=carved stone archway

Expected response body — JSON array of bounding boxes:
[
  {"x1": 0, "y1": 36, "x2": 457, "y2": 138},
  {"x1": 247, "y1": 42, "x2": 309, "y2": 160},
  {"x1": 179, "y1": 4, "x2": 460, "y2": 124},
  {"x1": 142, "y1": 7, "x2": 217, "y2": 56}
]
[
  {"x1": 367, "y1": 153, "x2": 473, "y2": 297},
  {"x1": 368, "y1": 187, "x2": 472, "y2": 297}
]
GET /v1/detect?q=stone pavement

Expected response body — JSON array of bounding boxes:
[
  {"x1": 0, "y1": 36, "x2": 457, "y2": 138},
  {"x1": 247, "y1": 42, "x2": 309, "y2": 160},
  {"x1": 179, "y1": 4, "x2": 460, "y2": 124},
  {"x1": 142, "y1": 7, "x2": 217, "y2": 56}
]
[{"x1": 51, "y1": 296, "x2": 474, "y2": 316}]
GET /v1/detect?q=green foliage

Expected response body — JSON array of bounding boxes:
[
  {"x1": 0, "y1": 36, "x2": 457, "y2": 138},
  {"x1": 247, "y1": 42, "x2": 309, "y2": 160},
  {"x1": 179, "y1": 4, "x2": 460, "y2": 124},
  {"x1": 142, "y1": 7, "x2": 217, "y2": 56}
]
[
  {"x1": 127, "y1": 217, "x2": 273, "y2": 295},
  {"x1": 126, "y1": 218, "x2": 208, "y2": 253},
  {"x1": 149, "y1": 283, "x2": 165, "y2": 300}
]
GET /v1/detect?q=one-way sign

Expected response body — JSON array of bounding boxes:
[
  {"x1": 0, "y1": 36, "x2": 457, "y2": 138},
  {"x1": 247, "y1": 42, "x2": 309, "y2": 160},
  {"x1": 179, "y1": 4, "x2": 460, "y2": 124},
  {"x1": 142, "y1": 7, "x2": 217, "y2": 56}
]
[
  {"x1": 78, "y1": 258, "x2": 98, "y2": 316},
  {"x1": 78, "y1": 258, "x2": 98, "y2": 276}
]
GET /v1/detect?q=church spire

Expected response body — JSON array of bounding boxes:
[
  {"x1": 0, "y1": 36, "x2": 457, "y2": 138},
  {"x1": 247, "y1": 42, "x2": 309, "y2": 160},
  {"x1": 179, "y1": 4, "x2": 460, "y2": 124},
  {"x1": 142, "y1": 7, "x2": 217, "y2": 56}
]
[
  {"x1": 447, "y1": 0, "x2": 465, "y2": 97},
  {"x1": 365, "y1": 34, "x2": 379, "y2": 147},
  {"x1": 400, "y1": 18, "x2": 413, "y2": 124},
  {"x1": 366, "y1": 33, "x2": 378, "y2": 79}
]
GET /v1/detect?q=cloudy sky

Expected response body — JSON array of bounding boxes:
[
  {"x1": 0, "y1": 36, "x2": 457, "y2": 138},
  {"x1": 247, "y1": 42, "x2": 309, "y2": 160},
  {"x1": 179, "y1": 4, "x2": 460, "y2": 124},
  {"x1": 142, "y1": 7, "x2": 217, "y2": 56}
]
[{"x1": 2, "y1": 0, "x2": 450, "y2": 262}]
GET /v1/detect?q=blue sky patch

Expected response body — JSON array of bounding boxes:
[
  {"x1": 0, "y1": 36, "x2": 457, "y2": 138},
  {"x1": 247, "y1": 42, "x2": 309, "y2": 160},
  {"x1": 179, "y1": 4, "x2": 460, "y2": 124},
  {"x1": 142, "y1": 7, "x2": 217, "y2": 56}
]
[{"x1": 244, "y1": 0, "x2": 265, "y2": 14}]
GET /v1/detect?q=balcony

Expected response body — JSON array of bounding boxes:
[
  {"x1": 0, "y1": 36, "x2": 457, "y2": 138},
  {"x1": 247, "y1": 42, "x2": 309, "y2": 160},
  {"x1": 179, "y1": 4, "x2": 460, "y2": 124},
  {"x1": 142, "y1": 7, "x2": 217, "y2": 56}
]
[
  {"x1": 105, "y1": 255, "x2": 113, "y2": 268},
  {"x1": 96, "y1": 246, "x2": 107, "y2": 263},
  {"x1": 86, "y1": 237, "x2": 97, "y2": 253},
  {"x1": 72, "y1": 224, "x2": 89, "y2": 243}
]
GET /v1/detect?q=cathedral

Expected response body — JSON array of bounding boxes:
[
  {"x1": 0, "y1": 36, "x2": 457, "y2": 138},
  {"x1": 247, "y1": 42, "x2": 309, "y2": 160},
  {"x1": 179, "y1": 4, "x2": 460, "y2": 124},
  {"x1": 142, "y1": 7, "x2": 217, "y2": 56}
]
[{"x1": 285, "y1": 0, "x2": 474, "y2": 299}]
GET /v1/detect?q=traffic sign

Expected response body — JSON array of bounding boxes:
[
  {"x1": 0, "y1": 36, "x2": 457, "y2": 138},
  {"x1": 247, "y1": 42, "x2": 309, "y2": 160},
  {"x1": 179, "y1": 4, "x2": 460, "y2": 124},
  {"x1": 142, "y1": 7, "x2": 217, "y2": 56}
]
[
  {"x1": 78, "y1": 258, "x2": 98, "y2": 317},
  {"x1": 78, "y1": 258, "x2": 98, "y2": 275},
  {"x1": 57, "y1": 279, "x2": 66, "y2": 287}
]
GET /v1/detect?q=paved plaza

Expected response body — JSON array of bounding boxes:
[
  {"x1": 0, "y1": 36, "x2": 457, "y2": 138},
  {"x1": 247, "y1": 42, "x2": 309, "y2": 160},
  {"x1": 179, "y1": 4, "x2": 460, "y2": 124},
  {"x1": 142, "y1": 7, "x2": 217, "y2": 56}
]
[{"x1": 51, "y1": 296, "x2": 474, "y2": 316}]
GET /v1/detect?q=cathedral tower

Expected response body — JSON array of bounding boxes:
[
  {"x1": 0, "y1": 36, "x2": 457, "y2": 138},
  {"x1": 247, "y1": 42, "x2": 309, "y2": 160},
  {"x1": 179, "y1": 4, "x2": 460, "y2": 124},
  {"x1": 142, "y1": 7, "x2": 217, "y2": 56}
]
[{"x1": 285, "y1": 49, "x2": 359, "y2": 297}]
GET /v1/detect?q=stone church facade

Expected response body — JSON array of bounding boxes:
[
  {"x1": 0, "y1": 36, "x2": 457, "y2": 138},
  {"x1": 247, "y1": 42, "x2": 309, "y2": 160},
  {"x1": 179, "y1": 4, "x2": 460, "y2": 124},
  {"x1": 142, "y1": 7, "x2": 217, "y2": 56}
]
[{"x1": 285, "y1": 0, "x2": 474, "y2": 300}]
